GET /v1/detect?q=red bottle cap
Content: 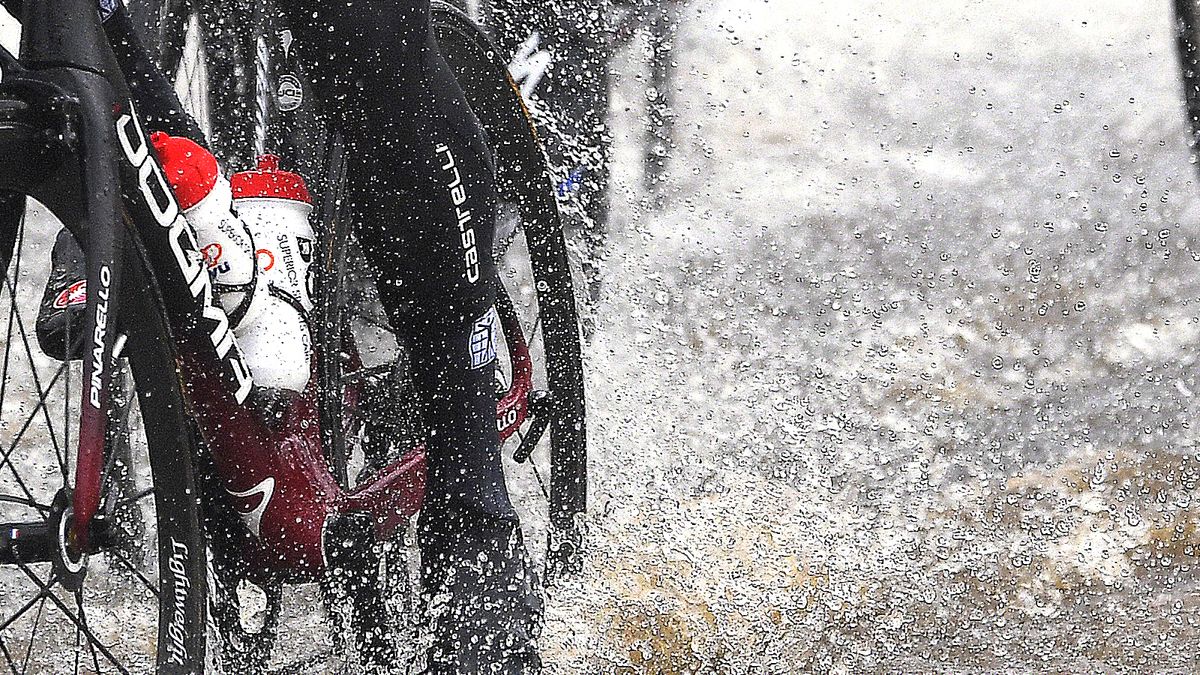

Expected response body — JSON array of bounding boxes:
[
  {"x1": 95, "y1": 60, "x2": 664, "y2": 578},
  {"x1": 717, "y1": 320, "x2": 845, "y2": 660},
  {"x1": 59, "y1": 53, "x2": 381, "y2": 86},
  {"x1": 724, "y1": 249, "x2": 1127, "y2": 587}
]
[
  {"x1": 151, "y1": 132, "x2": 218, "y2": 211},
  {"x1": 231, "y1": 154, "x2": 312, "y2": 204}
]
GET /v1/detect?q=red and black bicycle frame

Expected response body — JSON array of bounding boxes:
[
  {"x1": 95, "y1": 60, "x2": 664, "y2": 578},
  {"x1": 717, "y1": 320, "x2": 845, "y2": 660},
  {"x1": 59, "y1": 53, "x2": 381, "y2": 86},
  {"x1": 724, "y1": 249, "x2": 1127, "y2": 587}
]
[{"x1": 0, "y1": 0, "x2": 539, "y2": 580}]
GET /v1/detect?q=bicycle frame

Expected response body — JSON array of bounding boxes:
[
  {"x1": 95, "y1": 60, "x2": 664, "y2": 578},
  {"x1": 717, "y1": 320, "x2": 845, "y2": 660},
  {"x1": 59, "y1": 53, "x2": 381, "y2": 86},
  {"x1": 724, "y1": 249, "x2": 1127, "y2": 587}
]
[{"x1": 0, "y1": 0, "x2": 540, "y2": 579}]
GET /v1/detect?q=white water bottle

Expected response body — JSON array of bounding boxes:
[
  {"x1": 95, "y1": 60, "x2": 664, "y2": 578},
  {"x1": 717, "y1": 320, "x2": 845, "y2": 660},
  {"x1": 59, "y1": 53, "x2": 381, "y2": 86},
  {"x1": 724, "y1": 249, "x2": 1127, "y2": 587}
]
[
  {"x1": 231, "y1": 155, "x2": 316, "y2": 312},
  {"x1": 152, "y1": 134, "x2": 312, "y2": 393},
  {"x1": 230, "y1": 155, "x2": 317, "y2": 390}
]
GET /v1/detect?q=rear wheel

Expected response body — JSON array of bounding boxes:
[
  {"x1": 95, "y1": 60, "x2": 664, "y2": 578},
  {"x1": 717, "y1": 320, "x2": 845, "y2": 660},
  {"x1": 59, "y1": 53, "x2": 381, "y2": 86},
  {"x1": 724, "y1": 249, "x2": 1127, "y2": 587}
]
[
  {"x1": 432, "y1": 1, "x2": 588, "y2": 578},
  {"x1": 0, "y1": 195, "x2": 208, "y2": 673}
]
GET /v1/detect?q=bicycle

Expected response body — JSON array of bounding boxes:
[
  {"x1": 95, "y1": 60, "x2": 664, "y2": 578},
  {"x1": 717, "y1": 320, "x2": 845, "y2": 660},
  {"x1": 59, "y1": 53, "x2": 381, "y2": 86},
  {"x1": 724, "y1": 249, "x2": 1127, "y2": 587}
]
[{"x1": 0, "y1": 0, "x2": 586, "y2": 671}]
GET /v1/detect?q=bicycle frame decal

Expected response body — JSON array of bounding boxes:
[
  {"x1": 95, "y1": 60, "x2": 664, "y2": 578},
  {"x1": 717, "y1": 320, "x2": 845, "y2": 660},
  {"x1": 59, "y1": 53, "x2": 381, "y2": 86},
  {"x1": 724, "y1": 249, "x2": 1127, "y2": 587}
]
[
  {"x1": 226, "y1": 476, "x2": 274, "y2": 537},
  {"x1": 115, "y1": 105, "x2": 255, "y2": 404},
  {"x1": 165, "y1": 537, "x2": 193, "y2": 666},
  {"x1": 86, "y1": 264, "x2": 112, "y2": 408}
]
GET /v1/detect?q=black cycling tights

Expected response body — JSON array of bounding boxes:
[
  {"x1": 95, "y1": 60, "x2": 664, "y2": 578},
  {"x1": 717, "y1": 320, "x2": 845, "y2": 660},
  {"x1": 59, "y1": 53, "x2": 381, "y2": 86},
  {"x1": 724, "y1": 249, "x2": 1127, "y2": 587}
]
[{"x1": 71, "y1": 2, "x2": 514, "y2": 530}]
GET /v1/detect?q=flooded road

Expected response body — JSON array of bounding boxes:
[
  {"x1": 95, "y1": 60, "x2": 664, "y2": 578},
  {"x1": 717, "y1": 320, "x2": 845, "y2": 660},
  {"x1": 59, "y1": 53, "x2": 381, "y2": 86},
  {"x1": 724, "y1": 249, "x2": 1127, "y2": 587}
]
[
  {"x1": 543, "y1": 1, "x2": 1200, "y2": 671},
  {"x1": 1, "y1": 0, "x2": 1198, "y2": 671}
]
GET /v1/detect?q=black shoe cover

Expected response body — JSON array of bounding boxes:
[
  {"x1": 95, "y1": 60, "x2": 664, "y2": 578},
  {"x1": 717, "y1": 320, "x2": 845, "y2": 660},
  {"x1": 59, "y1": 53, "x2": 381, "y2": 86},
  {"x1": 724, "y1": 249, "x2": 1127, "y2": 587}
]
[
  {"x1": 36, "y1": 229, "x2": 87, "y2": 361},
  {"x1": 419, "y1": 507, "x2": 543, "y2": 674}
]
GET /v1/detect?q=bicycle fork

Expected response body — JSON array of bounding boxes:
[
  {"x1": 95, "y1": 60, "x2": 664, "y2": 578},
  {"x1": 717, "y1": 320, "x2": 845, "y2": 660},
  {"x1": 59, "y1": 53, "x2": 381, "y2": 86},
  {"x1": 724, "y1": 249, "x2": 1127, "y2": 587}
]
[{"x1": 0, "y1": 61, "x2": 135, "y2": 579}]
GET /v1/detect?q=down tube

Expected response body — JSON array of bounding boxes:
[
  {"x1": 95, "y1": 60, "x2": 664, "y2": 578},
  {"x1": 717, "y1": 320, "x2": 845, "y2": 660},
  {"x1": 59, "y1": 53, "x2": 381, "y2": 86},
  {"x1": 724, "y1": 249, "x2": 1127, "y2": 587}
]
[{"x1": 114, "y1": 104, "x2": 254, "y2": 406}]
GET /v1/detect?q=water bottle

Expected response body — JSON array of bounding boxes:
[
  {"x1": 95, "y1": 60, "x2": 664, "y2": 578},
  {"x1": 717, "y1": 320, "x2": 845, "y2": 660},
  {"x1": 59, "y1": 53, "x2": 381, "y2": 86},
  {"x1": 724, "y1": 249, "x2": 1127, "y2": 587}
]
[
  {"x1": 230, "y1": 154, "x2": 316, "y2": 311},
  {"x1": 230, "y1": 155, "x2": 317, "y2": 390},
  {"x1": 152, "y1": 134, "x2": 312, "y2": 393}
]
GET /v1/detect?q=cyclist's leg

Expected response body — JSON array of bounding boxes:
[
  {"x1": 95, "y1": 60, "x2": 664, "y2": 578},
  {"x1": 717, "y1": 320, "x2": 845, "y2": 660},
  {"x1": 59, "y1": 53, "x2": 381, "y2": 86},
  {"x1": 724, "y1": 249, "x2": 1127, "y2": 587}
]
[{"x1": 276, "y1": 1, "x2": 541, "y2": 668}]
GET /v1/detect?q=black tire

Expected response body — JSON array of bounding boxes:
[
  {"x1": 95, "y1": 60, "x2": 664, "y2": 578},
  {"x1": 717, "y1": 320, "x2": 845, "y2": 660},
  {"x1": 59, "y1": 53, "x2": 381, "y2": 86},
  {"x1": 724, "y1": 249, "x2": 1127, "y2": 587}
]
[
  {"x1": 0, "y1": 196, "x2": 209, "y2": 673},
  {"x1": 1176, "y1": 0, "x2": 1200, "y2": 161},
  {"x1": 482, "y1": 0, "x2": 616, "y2": 305}
]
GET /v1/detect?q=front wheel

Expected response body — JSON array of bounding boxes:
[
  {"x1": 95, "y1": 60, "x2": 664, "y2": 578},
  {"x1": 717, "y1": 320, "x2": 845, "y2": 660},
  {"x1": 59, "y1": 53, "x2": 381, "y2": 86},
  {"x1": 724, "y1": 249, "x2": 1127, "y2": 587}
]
[{"x1": 0, "y1": 197, "x2": 209, "y2": 673}]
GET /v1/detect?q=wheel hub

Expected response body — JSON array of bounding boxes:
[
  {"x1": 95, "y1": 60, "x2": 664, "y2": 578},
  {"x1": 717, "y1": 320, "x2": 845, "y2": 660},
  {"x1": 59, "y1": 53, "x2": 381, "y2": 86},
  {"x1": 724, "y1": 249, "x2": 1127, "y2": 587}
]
[{"x1": 50, "y1": 489, "x2": 88, "y2": 591}]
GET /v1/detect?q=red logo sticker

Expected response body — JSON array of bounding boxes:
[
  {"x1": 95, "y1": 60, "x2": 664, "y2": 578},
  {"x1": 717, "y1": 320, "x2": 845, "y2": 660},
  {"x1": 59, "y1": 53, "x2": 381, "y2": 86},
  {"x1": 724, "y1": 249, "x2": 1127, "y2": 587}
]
[
  {"x1": 52, "y1": 280, "x2": 87, "y2": 309},
  {"x1": 202, "y1": 243, "x2": 223, "y2": 269},
  {"x1": 257, "y1": 248, "x2": 275, "y2": 272}
]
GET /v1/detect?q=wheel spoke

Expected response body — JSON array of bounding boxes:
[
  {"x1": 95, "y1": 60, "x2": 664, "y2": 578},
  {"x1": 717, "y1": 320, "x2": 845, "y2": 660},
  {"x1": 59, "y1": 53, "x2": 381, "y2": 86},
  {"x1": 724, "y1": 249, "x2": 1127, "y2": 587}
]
[
  {"x1": 19, "y1": 595, "x2": 46, "y2": 673},
  {"x1": 528, "y1": 310, "x2": 544, "y2": 352},
  {"x1": 0, "y1": 350, "x2": 77, "y2": 537},
  {"x1": 0, "y1": 217, "x2": 87, "y2": 494},
  {"x1": 13, "y1": 560, "x2": 130, "y2": 675},
  {"x1": 106, "y1": 548, "x2": 160, "y2": 599},
  {"x1": 100, "y1": 371, "x2": 136, "y2": 496},
  {"x1": 74, "y1": 590, "x2": 106, "y2": 675},
  {"x1": 0, "y1": 471, "x2": 40, "y2": 527},
  {"x1": 0, "y1": 210, "x2": 26, "y2": 425},
  {"x1": 109, "y1": 486, "x2": 154, "y2": 512},
  {"x1": 529, "y1": 450, "x2": 550, "y2": 501},
  {"x1": 0, "y1": 355, "x2": 74, "y2": 508},
  {"x1": 99, "y1": 448, "x2": 122, "y2": 509},
  {"x1": 0, "y1": 494, "x2": 51, "y2": 513},
  {"x1": 337, "y1": 362, "x2": 392, "y2": 387},
  {"x1": 1, "y1": 352, "x2": 72, "y2": 460},
  {"x1": 0, "y1": 577, "x2": 57, "y2": 635},
  {"x1": 3, "y1": 266, "x2": 70, "y2": 472},
  {"x1": 1, "y1": 335, "x2": 77, "y2": 448},
  {"x1": 0, "y1": 634, "x2": 19, "y2": 675}
]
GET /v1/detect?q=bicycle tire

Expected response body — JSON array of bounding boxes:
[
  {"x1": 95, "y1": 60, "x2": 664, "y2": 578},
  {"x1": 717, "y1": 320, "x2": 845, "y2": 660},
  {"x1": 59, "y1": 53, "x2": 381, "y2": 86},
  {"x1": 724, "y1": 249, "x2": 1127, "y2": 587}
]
[
  {"x1": 1176, "y1": 0, "x2": 1200, "y2": 160},
  {"x1": 0, "y1": 195, "x2": 209, "y2": 673}
]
